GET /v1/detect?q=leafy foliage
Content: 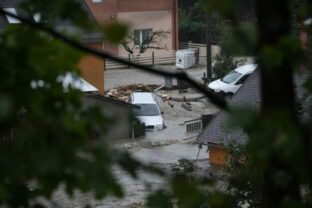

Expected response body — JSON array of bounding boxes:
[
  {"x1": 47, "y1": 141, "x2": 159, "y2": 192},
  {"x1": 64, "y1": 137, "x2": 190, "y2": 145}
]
[
  {"x1": 178, "y1": 0, "x2": 256, "y2": 44},
  {"x1": 1, "y1": 0, "x2": 312, "y2": 208},
  {"x1": 102, "y1": 23, "x2": 128, "y2": 44},
  {"x1": 0, "y1": 25, "x2": 126, "y2": 206},
  {"x1": 212, "y1": 54, "x2": 244, "y2": 79},
  {"x1": 0, "y1": 3, "x2": 143, "y2": 207},
  {"x1": 20, "y1": 0, "x2": 96, "y2": 30},
  {"x1": 225, "y1": 143, "x2": 264, "y2": 207}
]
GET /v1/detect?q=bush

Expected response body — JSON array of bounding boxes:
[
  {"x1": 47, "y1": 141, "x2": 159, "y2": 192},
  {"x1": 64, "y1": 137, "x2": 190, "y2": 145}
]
[{"x1": 213, "y1": 55, "x2": 245, "y2": 79}]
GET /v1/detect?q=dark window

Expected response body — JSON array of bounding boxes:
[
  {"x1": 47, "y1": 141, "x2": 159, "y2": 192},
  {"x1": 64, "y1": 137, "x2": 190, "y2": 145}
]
[
  {"x1": 134, "y1": 29, "x2": 152, "y2": 46},
  {"x1": 134, "y1": 29, "x2": 141, "y2": 46},
  {"x1": 142, "y1": 29, "x2": 152, "y2": 42},
  {"x1": 236, "y1": 75, "x2": 249, "y2": 85},
  {"x1": 133, "y1": 104, "x2": 160, "y2": 116}
]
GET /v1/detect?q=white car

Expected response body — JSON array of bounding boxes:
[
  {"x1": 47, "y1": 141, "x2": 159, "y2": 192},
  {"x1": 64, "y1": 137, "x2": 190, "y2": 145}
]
[
  {"x1": 208, "y1": 64, "x2": 257, "y2": 98},
  {"x1": 129, "y1": 92, "x2": 165, "y2": 130}
]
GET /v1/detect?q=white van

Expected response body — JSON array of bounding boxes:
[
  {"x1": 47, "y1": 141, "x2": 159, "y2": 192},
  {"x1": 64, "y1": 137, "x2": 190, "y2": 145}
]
[
  {"x1": 129, "y1": 92, "x2": 165, "y2": 130},
  {"x1": 208, "y1": 64, "x2": 257, "y2": 98}
]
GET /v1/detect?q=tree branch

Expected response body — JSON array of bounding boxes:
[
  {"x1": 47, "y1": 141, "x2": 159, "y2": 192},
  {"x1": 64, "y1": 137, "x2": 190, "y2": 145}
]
[{"x1": 0, "y1": 8, "x2": 228, "y2": 110}]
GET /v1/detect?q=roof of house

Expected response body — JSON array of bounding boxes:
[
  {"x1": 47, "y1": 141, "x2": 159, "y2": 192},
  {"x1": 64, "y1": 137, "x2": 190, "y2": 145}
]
[
  {"x1": 86, "y1": 94, "x2": 140, "y2": 109},
  {"x1": 197, "y1": 69, "x2": 311, "y2": 147},
  {"x1": 0, "y1": 0, "x2": 103, "y2": 42},
  {"x1": 60, "y1": 73, "x2": 98, "y2": 92},
  {"x1": 0, "y1": 0, "x2": 22, "y2": 32}
]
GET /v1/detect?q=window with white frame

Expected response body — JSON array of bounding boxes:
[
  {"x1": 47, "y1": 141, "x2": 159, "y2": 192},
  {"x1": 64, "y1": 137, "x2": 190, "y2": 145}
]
[
  {"x1": 134, "y1": 29, "x2": 152, "y2": 46},
  {"x1": 3, "y1": 8, "x2": 21, "y2": 24}
]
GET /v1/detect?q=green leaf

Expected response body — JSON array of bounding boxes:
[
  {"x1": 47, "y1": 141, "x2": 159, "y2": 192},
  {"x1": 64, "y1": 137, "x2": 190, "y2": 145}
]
[
  {"x1": 147, "y1": 190, "x2": 172, "y2": 208},
  {"x1": 102, "y1": 23, "x2": 128, "y2": 44}
]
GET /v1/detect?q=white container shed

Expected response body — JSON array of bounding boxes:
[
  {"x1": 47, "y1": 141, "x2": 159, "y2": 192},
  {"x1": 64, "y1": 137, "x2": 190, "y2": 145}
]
[{"x1": 176, "y1": 50, "x2": 196, "y2": 69}]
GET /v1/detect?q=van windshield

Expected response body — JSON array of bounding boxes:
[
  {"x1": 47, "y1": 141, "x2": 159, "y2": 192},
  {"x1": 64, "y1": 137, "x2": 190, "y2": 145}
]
[
  {"x1": 133, "y1": 104, "x2": 160, "y2": 116},
  {"x1": 221, "y1": 71, "x2": 242, "y2": 84}
]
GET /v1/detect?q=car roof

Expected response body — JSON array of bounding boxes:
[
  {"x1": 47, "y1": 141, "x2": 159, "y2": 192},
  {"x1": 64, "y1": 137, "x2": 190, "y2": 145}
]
[
  {"x1": 131, "y1": 92, "x2": 156, "y2": 104},
  {"x1": 235, "y1": 64, "x2": 258, "y2": 75}
]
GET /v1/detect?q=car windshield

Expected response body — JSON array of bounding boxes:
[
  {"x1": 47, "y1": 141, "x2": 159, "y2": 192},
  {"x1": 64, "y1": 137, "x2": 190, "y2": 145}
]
[
  {"x1": 133, "y1": 104, "x2": 160, "y2": 116},
  {"x1": 221, "y1": 71, "x2": 242, "y2": 84}
]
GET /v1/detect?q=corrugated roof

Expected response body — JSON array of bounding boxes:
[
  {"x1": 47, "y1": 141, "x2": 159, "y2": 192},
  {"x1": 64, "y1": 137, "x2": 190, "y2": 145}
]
[{"x1": 197, "y1": 69, "x2": 310, "y2": 147}]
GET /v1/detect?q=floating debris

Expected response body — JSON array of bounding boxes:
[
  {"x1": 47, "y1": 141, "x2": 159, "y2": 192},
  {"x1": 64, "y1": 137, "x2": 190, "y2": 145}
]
[{"x1": 104, "y1": 84, "x2": 161, "y2": 101}]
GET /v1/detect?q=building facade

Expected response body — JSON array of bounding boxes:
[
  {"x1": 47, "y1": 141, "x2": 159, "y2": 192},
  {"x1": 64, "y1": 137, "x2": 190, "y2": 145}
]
[{"x1": 85, "y1": 0, "x2": 178, "y2": 56}]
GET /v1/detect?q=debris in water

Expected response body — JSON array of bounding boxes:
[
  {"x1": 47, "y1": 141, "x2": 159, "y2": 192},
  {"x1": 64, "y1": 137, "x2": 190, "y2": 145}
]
[
  {"x1": 104, "y1": 84, "x2": 161, "y2": 101},
  {"x1": 168, "y1": 101, "x2": 174, "y2": 108},
  {"x1": 181, "y1": 103, "x2": 192, "y2": 111}
]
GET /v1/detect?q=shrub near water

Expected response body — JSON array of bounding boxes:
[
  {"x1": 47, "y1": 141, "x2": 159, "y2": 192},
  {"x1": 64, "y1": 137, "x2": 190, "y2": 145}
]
[{"x1": 212, "y1": 54, "x2": 244, "y2": 79}]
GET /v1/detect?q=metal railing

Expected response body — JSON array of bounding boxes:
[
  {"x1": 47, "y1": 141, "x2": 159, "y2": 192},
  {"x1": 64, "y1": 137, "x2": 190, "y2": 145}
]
[
  {"x1": 104, "y1": 43, "x2": 220, "y2": 70},
  {"x1": 104, "y1": 51, "x2": 176, "y2": 70},
  {"x1": 185, "y1": 118, "x2": 203, "y2": 133}
]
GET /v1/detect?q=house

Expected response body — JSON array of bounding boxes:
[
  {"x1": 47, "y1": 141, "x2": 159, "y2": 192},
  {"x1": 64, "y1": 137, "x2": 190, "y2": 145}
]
[
  {"x1": 83, "y1": 94, "x2": 145, "y2": 140},
  {"x1": 69, "y1": 77, "x2": 144, "y2": 140},
  {"x1": 0, "y1": 0, "x2": 105, "y2": 94},
  {"x1": 85, "y1": 0, "x2": 178, "y2": 56},
  {"x1": 60, "y1": 74, "x2": 144, "y2": 140},
  {"x1": 196, "y1": 69, "x2": 311, "y2": 166}
]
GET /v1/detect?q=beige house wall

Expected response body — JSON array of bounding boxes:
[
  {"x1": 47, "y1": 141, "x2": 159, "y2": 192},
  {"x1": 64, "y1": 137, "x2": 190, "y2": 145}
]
[{"x1": 118, "y1": 10, "x2": 173, "y2": 57}]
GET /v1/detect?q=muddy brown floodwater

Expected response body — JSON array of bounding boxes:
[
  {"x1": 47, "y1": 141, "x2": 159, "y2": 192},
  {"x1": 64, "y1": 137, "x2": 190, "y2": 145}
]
[{"x1": 47, "y1": 65, "x2": 222, "y2": 208}]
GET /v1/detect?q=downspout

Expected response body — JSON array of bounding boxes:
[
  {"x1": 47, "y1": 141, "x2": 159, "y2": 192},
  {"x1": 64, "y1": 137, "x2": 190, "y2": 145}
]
[{"x1": 172, "y1": 0, "x2": 178, "y2": 51}]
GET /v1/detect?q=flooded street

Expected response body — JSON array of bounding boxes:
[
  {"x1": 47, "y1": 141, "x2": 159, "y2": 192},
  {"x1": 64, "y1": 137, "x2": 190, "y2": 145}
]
[
  {"x1": 49, "y1": 65, "x2": 220, "y2": 208},
  {"x1": 105, "y1": 64, "x2": 219, "y2": 168},
  {"x1": 101, "y1": 65, "x2": 219, "y2": 207},
  {"x1": 120, "y1": 93, "x2": 218, "y2": 164}
]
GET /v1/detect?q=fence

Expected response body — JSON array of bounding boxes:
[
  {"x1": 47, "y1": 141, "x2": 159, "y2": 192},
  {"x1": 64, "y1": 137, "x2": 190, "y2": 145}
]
[
  {"x1": 180, "y1": 42, "x2": 220, "y2": 64},
  {"x1": 104, "y1": 51, "x2": 176, "y2": 70},
  {"x1": 104, "y1": 43, "x2": 220, "y2": 70},
  {"x1": 185, "y1": 118, "x2": 203, "y2": 133}
]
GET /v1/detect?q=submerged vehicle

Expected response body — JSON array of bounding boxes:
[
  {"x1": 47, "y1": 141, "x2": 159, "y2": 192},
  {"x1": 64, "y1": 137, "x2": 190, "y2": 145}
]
[{"x1": 129, "y1": 92, "x2": 165, "y2": 130}]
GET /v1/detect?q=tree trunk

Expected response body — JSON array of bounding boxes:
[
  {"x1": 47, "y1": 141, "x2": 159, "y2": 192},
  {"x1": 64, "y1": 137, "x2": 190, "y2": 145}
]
[{"x1": 257, "y1": 0, "x2": 300, "y2": 206}]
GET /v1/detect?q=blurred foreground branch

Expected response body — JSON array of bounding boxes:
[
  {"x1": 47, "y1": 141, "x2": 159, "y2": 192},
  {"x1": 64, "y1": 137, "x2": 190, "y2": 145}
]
[{"x1": 0, "y1": 8, "x2": 228, "y2": 110}]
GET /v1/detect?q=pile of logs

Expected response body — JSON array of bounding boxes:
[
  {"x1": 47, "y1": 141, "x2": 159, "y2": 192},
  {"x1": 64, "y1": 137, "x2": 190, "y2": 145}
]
[{"x1": 104, "y1": 84, "x2": 162, "y2": 101}]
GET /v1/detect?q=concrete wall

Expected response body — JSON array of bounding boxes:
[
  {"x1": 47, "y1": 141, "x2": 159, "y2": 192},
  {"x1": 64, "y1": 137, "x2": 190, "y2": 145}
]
[
  {"x1": 78, "y1": 42, "x2": 104, "y2": 94},
  {"x1": 83, "y1": 96, "x2": 133, "y2": 140},
  {"x1": 208, "y1": 146, "x2": 228, "y2": 165}
]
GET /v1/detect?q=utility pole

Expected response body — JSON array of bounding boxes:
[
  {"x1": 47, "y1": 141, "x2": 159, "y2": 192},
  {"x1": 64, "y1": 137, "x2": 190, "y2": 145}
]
[{"x1": 206, "y1": 14, "x2": 212, "y2": 81}]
